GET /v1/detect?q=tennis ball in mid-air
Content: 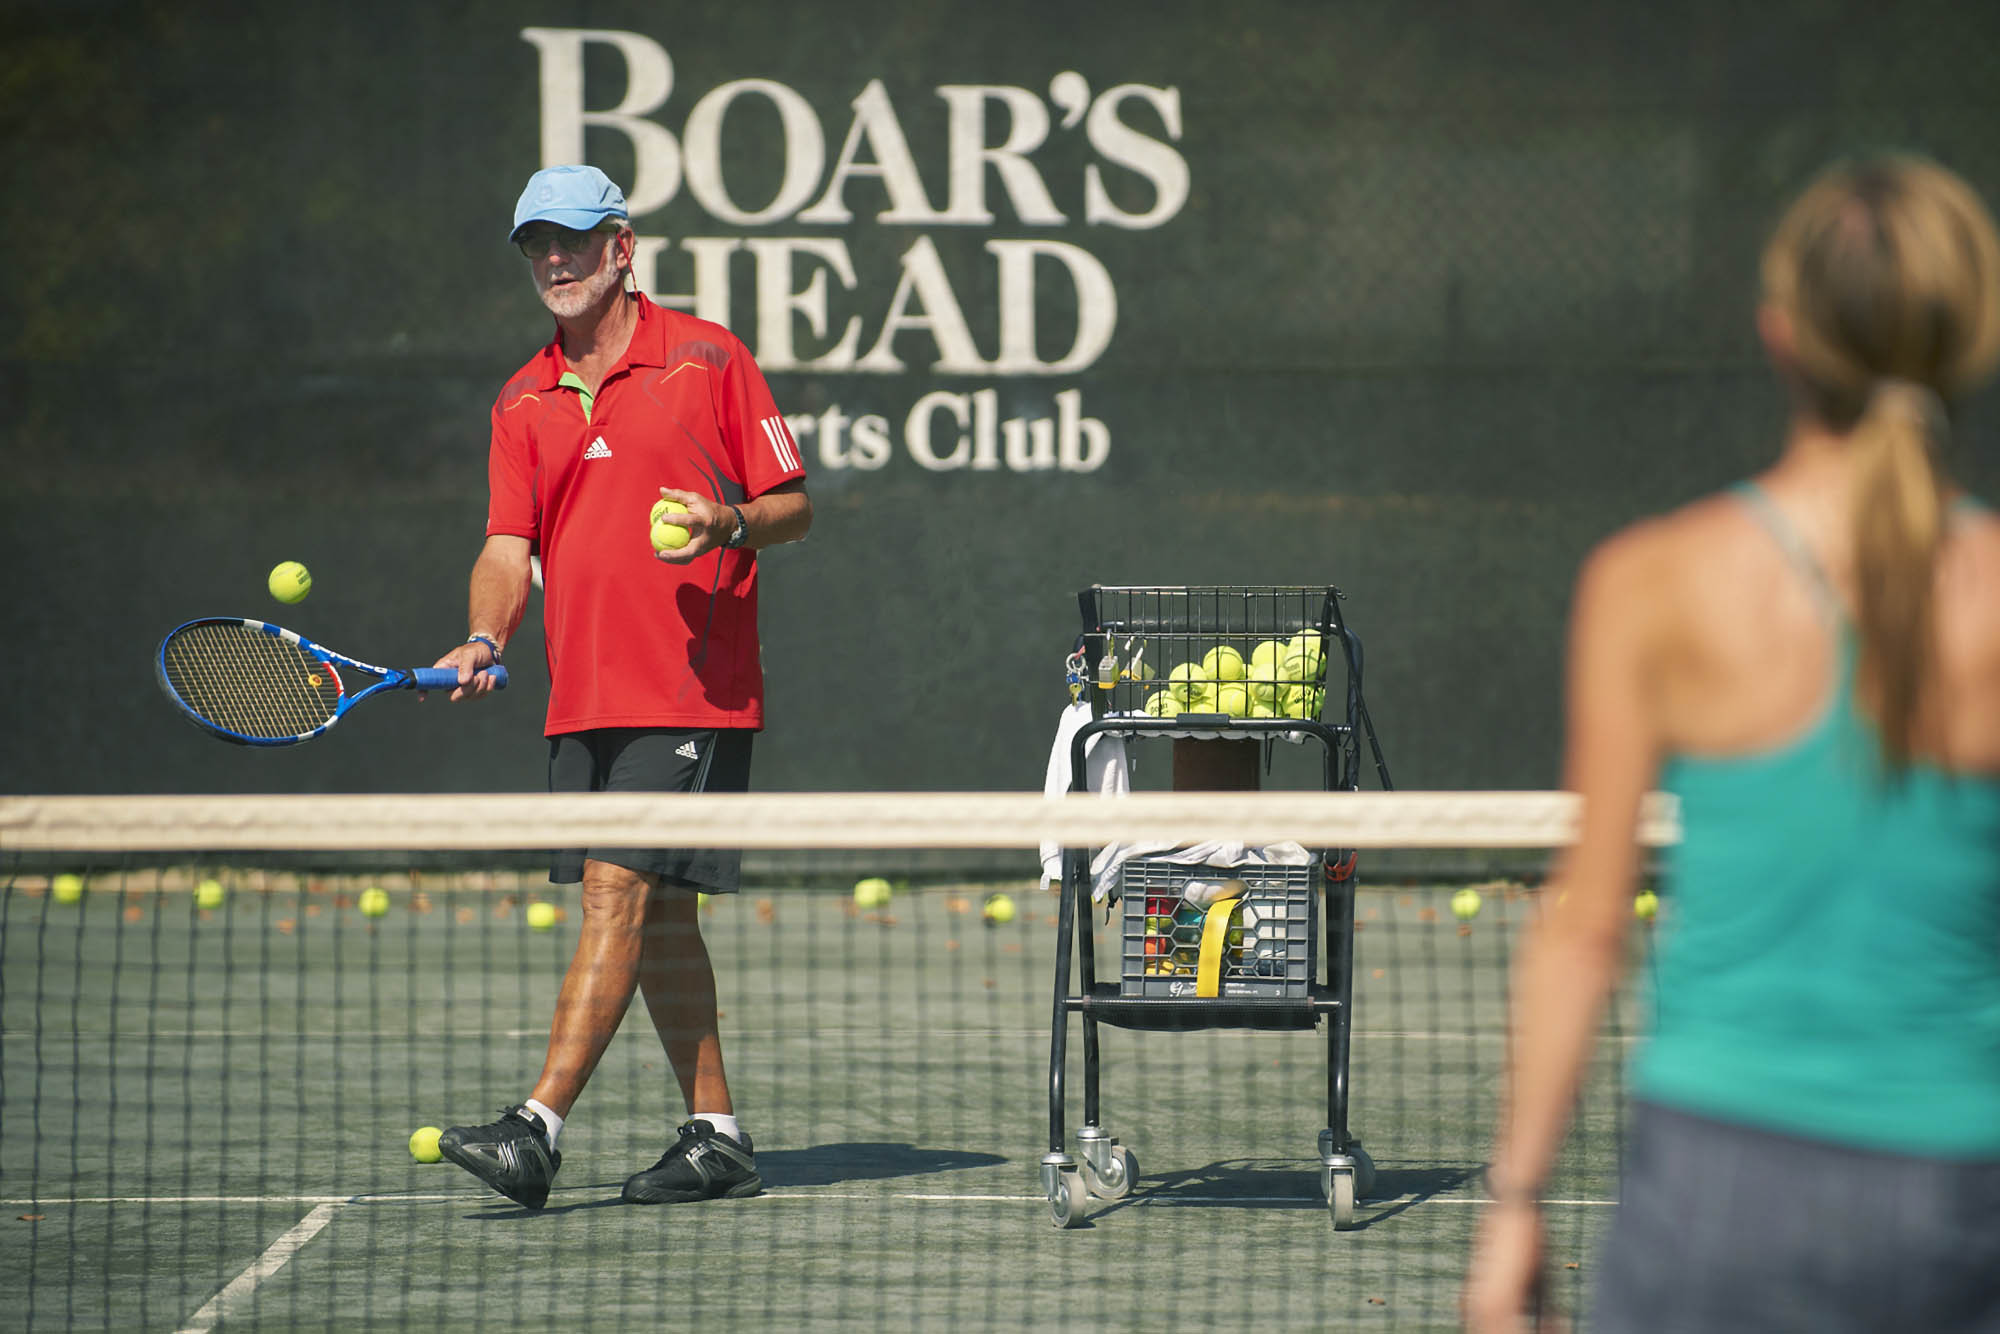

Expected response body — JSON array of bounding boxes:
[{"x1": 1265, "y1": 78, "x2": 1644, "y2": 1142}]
[
  {"x1": 408, "y1": 1126, "x2": 443, "y2": 1164},
  {"x1": 650, "y1": 498, "x2": 692, "y2": 551},
  {"x1": 853, "y1": 877, "x2": 892, "y2": 909},
  {"x1": 195, "y1": 878, "x2": 226, "y2": 910},
  {"x1": 525, "y1": 901, "x2": 558, "y2": 931},
  {"x1": 1451, "y1": 888, "x2": 1483, "y2": 921},
  {"x1": 52, "y1": 873, "x2": 84, "y2": 904},
  {"x1": 268, "y1": 561, "x2": 312, "y2": 605},
  {"x1": 983, "y1": 893, "x2": 1017, "y2": 925},
  {"x1": 1634, "y1": 890, "x2": 1659, "y2": 921},
  {"x1": 357, "y1": 887, "x2": 390, "y2": 918}
]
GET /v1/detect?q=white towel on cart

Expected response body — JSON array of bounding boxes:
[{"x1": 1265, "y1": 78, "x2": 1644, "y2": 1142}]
[{"x1": 1038, "y1": 702, "x2": 1129, "y2": 895}]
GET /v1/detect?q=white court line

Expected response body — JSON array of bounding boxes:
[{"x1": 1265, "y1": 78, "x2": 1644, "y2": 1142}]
[
  {"x1": 3, "y1": 1027, "x2": 1574, "y2": 1042},
  {"x1": 173, "y1": 1200, "x2": 345, "y2": 1334},
  {"x1": 10, "y1": 1190, "x2": 1617, "y2": 1210}
]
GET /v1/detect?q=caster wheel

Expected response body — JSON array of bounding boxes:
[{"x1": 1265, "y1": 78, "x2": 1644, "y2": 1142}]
[
  {"x1": 1352, "y1": 1144, "x2": 1376, "y2": 1200},
  {"x1": 1082, "y1": 1145, "x2": 1138, "y2": 1200},
  {"x1": 1048, "y1": 1169, "x2": 1089, "y2": 1229},
  {"x1": 1327, "y1": 1167, "x2": 1357, "y2": 1229}
]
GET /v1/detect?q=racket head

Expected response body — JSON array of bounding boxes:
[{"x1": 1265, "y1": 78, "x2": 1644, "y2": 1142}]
[{"x1": 155, "y1": 618, "x2": 367, "y2": 746}]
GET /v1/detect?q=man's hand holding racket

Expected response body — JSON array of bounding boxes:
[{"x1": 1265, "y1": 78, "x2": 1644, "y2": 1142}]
[{"x1": 430, "y1": 635, "x2": 507, "y2": 703}]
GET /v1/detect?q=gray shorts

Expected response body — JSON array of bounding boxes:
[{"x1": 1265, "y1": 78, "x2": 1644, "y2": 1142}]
[
  {"x1": 546, "y1": 727, "x2": 754, "y2": 891},
  {"x1": 1592, "y1": 1100, "x2": 2000, "y2": 1333}
]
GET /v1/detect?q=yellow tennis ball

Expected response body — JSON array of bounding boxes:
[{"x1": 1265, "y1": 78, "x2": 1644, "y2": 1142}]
[
  {"x1": 1214, "y1": 682, "x2": 1252, "y2": 717},
  {"x1": 268, "y1": 561, "x2": 312, "y2": 604},
  {"x1": 408, "y1": 1126, "x2": 443, "y2": 1163},
  {"x1": 195, "y1": 878, "x2": 226, "y2": 910},
  {"x1": 357, "y1": 887, "x2": 390, "y2": 918},
  {"x1": 525, "y1": 901, "x2": 557, "y2": 931},
  {"x1": 650, "y1": 498, "x2": 691, "y2": 551},
  {"x1": 982, "y1": 893, "x2": 1017, "y2": 924},
  {"x1": 52, "y1": 873, "x2": 84, "y2": 904},
  {"x1": 1451, "y1": 888, "x2": 1482, "y2": 921},
  {"x1": 1634, "y1": 890, "x2": 1659, "y2": 921},
  {"x1": 1201, "y1": 645, "x2": 1246, "y2": 683},
  {"x1": 854, "y1": 877, "x2": 892, "y2": 909}
]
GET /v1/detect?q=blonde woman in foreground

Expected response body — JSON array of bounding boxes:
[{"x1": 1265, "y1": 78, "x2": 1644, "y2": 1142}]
[{"x1": 1464, "y1": 156, "x2": 2000, "y2": 1333}]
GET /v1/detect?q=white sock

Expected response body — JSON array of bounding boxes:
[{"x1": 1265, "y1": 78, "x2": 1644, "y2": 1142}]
[
  {"x1": 697, "y1": 1112, "x2": 742, "y2": 1142},
  {"x1": 524, "y1": 1098, "x2": 564, "y2": 1148}
]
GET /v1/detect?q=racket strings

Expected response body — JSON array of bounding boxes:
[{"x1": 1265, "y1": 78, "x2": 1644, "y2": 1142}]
[{"x1": 161, "y1": 623, "x2": 349, "y2": 739}]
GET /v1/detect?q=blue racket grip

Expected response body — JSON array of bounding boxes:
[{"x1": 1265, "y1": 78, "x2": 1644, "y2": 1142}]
[{"x1": 411, "y1": 665, "x2": 509, "y2": 691}]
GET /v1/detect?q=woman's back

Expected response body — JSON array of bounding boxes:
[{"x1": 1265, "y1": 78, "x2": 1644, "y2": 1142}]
[{"x1": 1627, "y1": 474, "x2": 2000, "y2": 1155}]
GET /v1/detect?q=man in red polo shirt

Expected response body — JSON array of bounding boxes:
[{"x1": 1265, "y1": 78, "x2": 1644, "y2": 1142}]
[{"x1": 431, "y1": 164, "x2": 811, "y2": 1210}]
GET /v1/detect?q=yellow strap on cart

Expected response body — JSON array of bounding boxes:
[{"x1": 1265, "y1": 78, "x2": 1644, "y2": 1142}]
[{"x1": 1196, "y1": 898, "x2": 1240, "y2": 997}]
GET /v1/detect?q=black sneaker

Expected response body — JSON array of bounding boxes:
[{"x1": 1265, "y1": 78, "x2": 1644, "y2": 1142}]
[
  {"x1": 438, "y1": 1105, "x2": 562, "y2": 1209},
  {"x1": 621, "y1": 1118, "x2": 762, "y2": 1204}
]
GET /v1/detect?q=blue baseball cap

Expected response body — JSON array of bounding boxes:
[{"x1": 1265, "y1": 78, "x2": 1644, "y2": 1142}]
[{"x1": 509, "y1": 165, "x2": 628, "y2": 242}]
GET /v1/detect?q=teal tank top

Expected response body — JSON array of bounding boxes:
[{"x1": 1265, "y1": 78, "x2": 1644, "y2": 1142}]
[{"x1": 1635, "y1": 483, "x2": 2000, "y2": 1157}]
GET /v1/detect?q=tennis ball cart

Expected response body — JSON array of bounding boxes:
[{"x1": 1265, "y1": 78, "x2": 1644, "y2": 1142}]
[{"x1": 1043, "y1": 585, "x2": 1393, "y2": 1228}]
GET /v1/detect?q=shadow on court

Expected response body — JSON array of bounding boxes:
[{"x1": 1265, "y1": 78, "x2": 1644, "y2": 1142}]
[
  {"x1": 452, "y1": 1141, "x2": 1010, "y2": 1219},
  {"x1": 1082, "y1": 1158, "x2": 1482, "y2": 1232},
  {"x1": 756, "y1": 1140, "x2": 1007, "y2": 1187}
]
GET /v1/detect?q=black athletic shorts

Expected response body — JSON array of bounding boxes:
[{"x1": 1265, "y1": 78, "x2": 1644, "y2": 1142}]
[{"x1": 546, "y1": 727, "x2": 754, "y2": 891}]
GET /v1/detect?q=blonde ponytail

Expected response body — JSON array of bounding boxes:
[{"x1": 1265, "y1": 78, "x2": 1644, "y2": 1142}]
[
  {"x1": 1849, "y1": 381, "x2": 1947, "y2": 770},
  {"x1": 1763, "y1": 156, "x2": 2000, "y2": 772}
]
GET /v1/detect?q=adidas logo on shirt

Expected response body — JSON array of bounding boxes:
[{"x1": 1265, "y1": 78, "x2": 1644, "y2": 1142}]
[
  {"x1": 583, "y1": 437, "x2": 612, "y2": 460},
  {"x1": 675, "y1": 740, "x2": 699, "y2": 760}
]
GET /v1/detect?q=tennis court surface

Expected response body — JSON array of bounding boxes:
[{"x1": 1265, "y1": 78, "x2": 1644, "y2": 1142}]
[{"x1": 2, "y1": 793, "x2": 1643, "y2": 1331}]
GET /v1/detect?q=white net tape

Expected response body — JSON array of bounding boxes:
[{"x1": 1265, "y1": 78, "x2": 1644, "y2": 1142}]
[{"x1": 0, "y1": 791, "x2": 1679, "y2": 852}]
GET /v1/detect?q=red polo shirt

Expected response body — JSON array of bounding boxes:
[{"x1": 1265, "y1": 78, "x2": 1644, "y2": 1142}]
[{"x1": 486, "y1": 294, "x2": 805, "y2": 734}]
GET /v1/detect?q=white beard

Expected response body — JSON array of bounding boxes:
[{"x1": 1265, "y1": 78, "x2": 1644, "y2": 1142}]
[{"x1": 537, "y1": 258, "x2": 624, "y2": 320}]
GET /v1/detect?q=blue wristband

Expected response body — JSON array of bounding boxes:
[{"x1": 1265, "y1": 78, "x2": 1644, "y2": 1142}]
[{"x1": 465, "y1": 634, "x2": 503, "y2": 661}]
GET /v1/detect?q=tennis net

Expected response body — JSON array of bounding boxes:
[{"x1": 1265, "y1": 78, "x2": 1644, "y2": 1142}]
[{"x1": 1, "y1": 792, "x2": 1663, "y2": 1332}]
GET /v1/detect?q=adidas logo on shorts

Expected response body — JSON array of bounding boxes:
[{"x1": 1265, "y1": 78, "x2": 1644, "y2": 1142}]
[{"x1": 675, "y1": 740, "x2": 699, "y2": 760}]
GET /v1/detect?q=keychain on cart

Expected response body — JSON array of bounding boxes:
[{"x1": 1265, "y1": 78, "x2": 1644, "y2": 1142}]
[
  {"x1": 1094, "y1": 634, "x2": 1118, "y2": 691},
  {"x1": 1064, "y1": 645, "x2": 1089, "y2": 703}
]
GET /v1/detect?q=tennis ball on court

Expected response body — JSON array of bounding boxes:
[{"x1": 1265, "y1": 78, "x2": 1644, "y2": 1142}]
[
  {"x1": 52, "y1": 873, "x2": 84, "y2": 904},
  {"x1": 853, "y1": 877, "x2": 892, "y2": 909},
  {"x1": 1201, "y1": 645, "x2": 1246, "y2": 683},
  {"x1": 195, "y1": 878, "x2": 226, "y2": 910},
  {"x1": 357, "y1": 887, "x2": 390, "y2": 918},
  {"x1": 268, "y1": 561, "x2": 312, "y2": 605},
  {"x1": 983, "y1": 893, "x2": 1017, "y2": 925},
  {"x1": 1452, "y1": 888, "x2": 1483, "y2": 921},
  {"x1": 525, "y1": 901, "x2": 558, "y2": 932},
  {"x1": 649, "y1": 498, "x2": 692, "y2": 552},
  {"x1": 1634, "y1": 890, "x2": 1659, "y2": 922},
  {"x1": 408, "y1": 1126, "x2": 443, "y2": 1164}
]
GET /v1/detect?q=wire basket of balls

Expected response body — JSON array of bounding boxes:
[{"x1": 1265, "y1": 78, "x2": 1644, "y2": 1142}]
[
  {"x1": 1118, "y1": 858, "x2": 1318, "y2": 999},
  {"x1": 1075, "y1": 585, "x2": 1342, "y2": 724}
]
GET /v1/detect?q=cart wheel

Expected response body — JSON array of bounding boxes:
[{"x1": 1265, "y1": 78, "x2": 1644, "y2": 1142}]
[
  {"x1": 1048, "y1": 1169, "x2": 1089, "y2": 1228},
  {"x1": 1352, "y1": 1144, "x2": 1376, "y2": 1200},
  {"x1": 1082, "y1": 1145, "x2": 1138, "y2": 1200},
  {"x1": 1327, "y1": 1167, "x2": 1357, "y2": 1229}
]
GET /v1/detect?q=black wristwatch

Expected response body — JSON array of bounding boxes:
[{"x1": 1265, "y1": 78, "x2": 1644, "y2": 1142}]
[{"x1": 724, "y1": 505, "x2": 748, "y2": 549}]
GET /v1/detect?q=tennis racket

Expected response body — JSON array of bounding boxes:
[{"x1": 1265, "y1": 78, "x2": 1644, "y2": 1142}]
[{"x1": 155, "y1": 617, "x2": 508, "y2": 747}]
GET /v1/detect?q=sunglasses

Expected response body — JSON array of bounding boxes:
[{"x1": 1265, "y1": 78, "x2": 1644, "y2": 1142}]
[{"x1": 516, "y1": 224, "x2": 620, "y2": 259}]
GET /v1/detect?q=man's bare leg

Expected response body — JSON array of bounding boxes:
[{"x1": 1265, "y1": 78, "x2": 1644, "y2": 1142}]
[
  {"x1": 636, "y1": 886, "x2": 733, "y2": 1116},
  {"x1": 528, "y1": 859, "x2": 654, "y2": 1116}
]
